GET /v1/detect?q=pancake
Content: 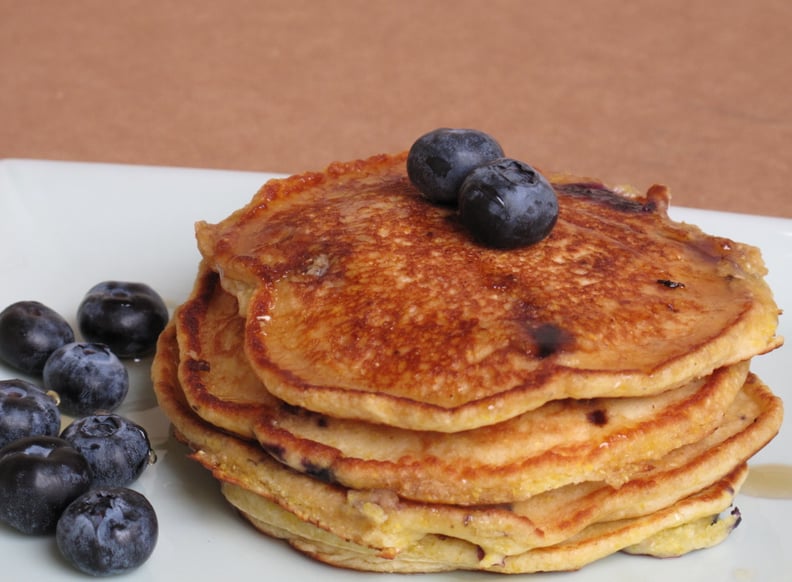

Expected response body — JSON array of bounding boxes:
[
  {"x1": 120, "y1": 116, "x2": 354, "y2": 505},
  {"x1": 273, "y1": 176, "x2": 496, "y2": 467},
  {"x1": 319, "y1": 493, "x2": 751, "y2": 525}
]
[
  {"x1": 194, "y1": 152, "x2": 782, "y2": 432},
  {"x1": 175, "y1": 264, "x2": 277, "y2": 440},
  {"x1": 152, "y1": 324, "x2": 782, "y2": 568},
  {"x1": 175, "y1": 267, "x2": 753, "y2": 504},
  {"x1": 155, "y1": 147, "x2": 784, "y2": 574},
  {"x1": 227, "y1": 470, "x2": 744, "y2": 574}
]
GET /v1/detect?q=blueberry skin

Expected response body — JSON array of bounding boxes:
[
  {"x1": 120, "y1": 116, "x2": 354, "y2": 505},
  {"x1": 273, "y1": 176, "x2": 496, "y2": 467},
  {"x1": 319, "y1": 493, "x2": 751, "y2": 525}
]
[
  {"x1": 0, "y1": 436, "x2": 93, "y2": 535},
  {"x1": 43, "y1": 342, "x2": 129, "y2": 416},
  {"x1": 61, "y1": 413, "x2": 154, "y2": 488},
  {"x1": 0, "y1": 301, "x2": 75, "y2": 374},
  {"x1": 458, "y1": 158, "x2": 559, "y2": 249},
  {"x1": 57, "y1": 487, "x2": 158, "y2": 576},
  {"x1": 0, "y1": 379, "x2": 61, "y2": 449},
  {"x1": 407, "y1": 128, "x2": 504, "y2": 204},
  {"x1": 77, "y1": 281, "x2": 169, "y2": 359}
]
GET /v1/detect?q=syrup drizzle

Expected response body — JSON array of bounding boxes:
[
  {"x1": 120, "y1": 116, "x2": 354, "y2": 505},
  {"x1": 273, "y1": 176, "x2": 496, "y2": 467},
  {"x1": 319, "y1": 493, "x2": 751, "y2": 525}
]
[{"x1": 741, "y1": 464, "x2": 792, "y2": 499}]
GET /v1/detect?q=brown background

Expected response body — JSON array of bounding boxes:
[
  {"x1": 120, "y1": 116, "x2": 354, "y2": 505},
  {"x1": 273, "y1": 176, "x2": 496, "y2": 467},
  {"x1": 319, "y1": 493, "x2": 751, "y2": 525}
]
[{"x1": 2, "y1": 0, "x2": 791, "y2": 217}]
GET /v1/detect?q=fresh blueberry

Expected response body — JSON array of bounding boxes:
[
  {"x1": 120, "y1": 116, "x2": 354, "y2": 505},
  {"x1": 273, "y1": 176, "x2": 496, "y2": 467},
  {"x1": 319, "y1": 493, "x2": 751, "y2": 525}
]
[
  {"x1": 0, "y1": 379, "x2": 61, "y2": 449},
  {"x1": 43, "y1": 342, "x2": 129, "y2": 416},
  {"x1": 458, "y1": 158, "x2": 559, "y2": 249},
  {"x1": 56, "y1": 487, "x2": 158, "y2": 576},
  {"x1": 0, "y1": 301, "x2": 75, "y2": 374},
  {"x1": 60, "y1": 413, "x2": 154, "y2": 488},
  {"x1": 77, "y1": 281, "x2": 169, "y2": 359},
  {"x1": 0, "y1": 436, "x2": 92, "y2": 535},
  {"x1": 407, "y1": 128, "x2": 504, "y2": 204}
]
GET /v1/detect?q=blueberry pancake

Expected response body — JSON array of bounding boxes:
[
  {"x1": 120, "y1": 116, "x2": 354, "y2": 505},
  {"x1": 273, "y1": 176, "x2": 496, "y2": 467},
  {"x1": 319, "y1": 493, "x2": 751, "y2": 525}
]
[
  {"x1": 153, "y1": 144, "x2": 783, "y2": 573},
  {"x1": 174, "y1": 267, "x2": 753, "y2": 505},
  {"x1": 152, "y1": 323, "x2": 781, "y2": 572},
  {"x1": 194, "y1": 153, "x2": 781, "y2": 432}
]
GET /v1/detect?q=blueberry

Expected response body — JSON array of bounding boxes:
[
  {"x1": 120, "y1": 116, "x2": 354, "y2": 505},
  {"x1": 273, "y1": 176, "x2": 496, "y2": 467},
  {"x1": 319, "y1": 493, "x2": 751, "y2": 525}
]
[
  {"x1": 57, "y1": 487, "x2": 158, "y2": 576},
  {"x1": 77, "y1": 281, "x2": 169, "y2": 359},
  {"x1": 0, "y1": 436, "x2": 92, "y2": 535},
  {"x1": 0, "y1": 379, "x2": 61, "y2": 449},
  {"x1": 43, "y1": 342, "x2": 129, "y2": 416},
  {"x1": 0, "y1": 301, "x2": 75, "y2": 374},
  {"x1": 61, "y1": 413, "x2": 154, "y2": 488},
  {"x1": 458, "y1": 158, "x2": 559, "y2": 249},
  {"x1": 407, "y1": 128, "x2": 504, "y2": 204}
]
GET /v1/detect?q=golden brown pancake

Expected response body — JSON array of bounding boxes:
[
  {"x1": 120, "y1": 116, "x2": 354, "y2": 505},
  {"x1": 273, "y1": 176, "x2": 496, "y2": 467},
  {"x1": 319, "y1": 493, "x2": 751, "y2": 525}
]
[
  {"x1": 175, "y1": 265, "x2": 276, "y2": 441},
  {"x1": 152, "y1": 324, "x2": 781, "y2": 570},
  {"x1": 194, "y1": 153, "x2": 781, "y2": 431},
  {"x1": 154, "y1": 149, "x2": 784, "y2": 574},
  {"x1": 174, "y1": 267, "x2": 754, "y2": 504}
]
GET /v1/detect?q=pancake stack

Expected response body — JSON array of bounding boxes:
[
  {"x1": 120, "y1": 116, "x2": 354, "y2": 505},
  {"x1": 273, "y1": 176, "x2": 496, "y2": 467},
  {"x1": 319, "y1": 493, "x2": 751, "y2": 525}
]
[{"x1": 152, "y1": 152, "x2": 783, "y2": 573}]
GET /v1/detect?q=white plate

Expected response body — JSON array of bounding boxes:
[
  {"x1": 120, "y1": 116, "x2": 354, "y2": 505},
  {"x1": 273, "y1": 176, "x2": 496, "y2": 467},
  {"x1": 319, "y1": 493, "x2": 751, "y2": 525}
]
[{"x1": 0, "y1": 159, "x2": 790, "y2": 581}]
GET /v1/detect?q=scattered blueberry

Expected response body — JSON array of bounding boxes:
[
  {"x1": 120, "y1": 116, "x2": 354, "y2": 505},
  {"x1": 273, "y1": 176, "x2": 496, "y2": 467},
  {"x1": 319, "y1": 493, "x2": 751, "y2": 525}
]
[
  {"x1": 0, "y1": 435, "x2": 92, "y2": 535},
  {"x1": 458, "y1": 158, "x2": 559, "y2": 249},
  {"x1": 61, "y1": 413, "x2": 155, "y2": 488},
  {"x1": 77, "y1": 281, "x2": 169, "y2": 359},
  {"x1": 0, "y1": 379, "x2": 61, "y2": 449},
  {"x1": 43, "y1": 342, "x2": 129, "y2": 416},
  {"x1": 407, "y1": 128, "x2": 504, "y2": 204},
  {"x1": 56, "y1": 487, "x2": 158, "y2": 576},
  {"x1": 0, "y1": 301, "x2": 75, "y2": 374}
]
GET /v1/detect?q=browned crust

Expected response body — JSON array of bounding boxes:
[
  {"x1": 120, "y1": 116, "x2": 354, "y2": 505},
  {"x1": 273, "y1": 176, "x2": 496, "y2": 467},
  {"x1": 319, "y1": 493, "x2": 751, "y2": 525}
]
[{"x1": 193, "y1": 152, "x2": 781, "y2": 431}]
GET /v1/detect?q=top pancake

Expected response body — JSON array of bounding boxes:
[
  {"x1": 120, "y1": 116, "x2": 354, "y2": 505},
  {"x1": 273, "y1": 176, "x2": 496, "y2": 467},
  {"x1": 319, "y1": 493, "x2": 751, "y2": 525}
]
[{"x1": 196, "y1": 152, "x2": 781, "y2": 431}]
